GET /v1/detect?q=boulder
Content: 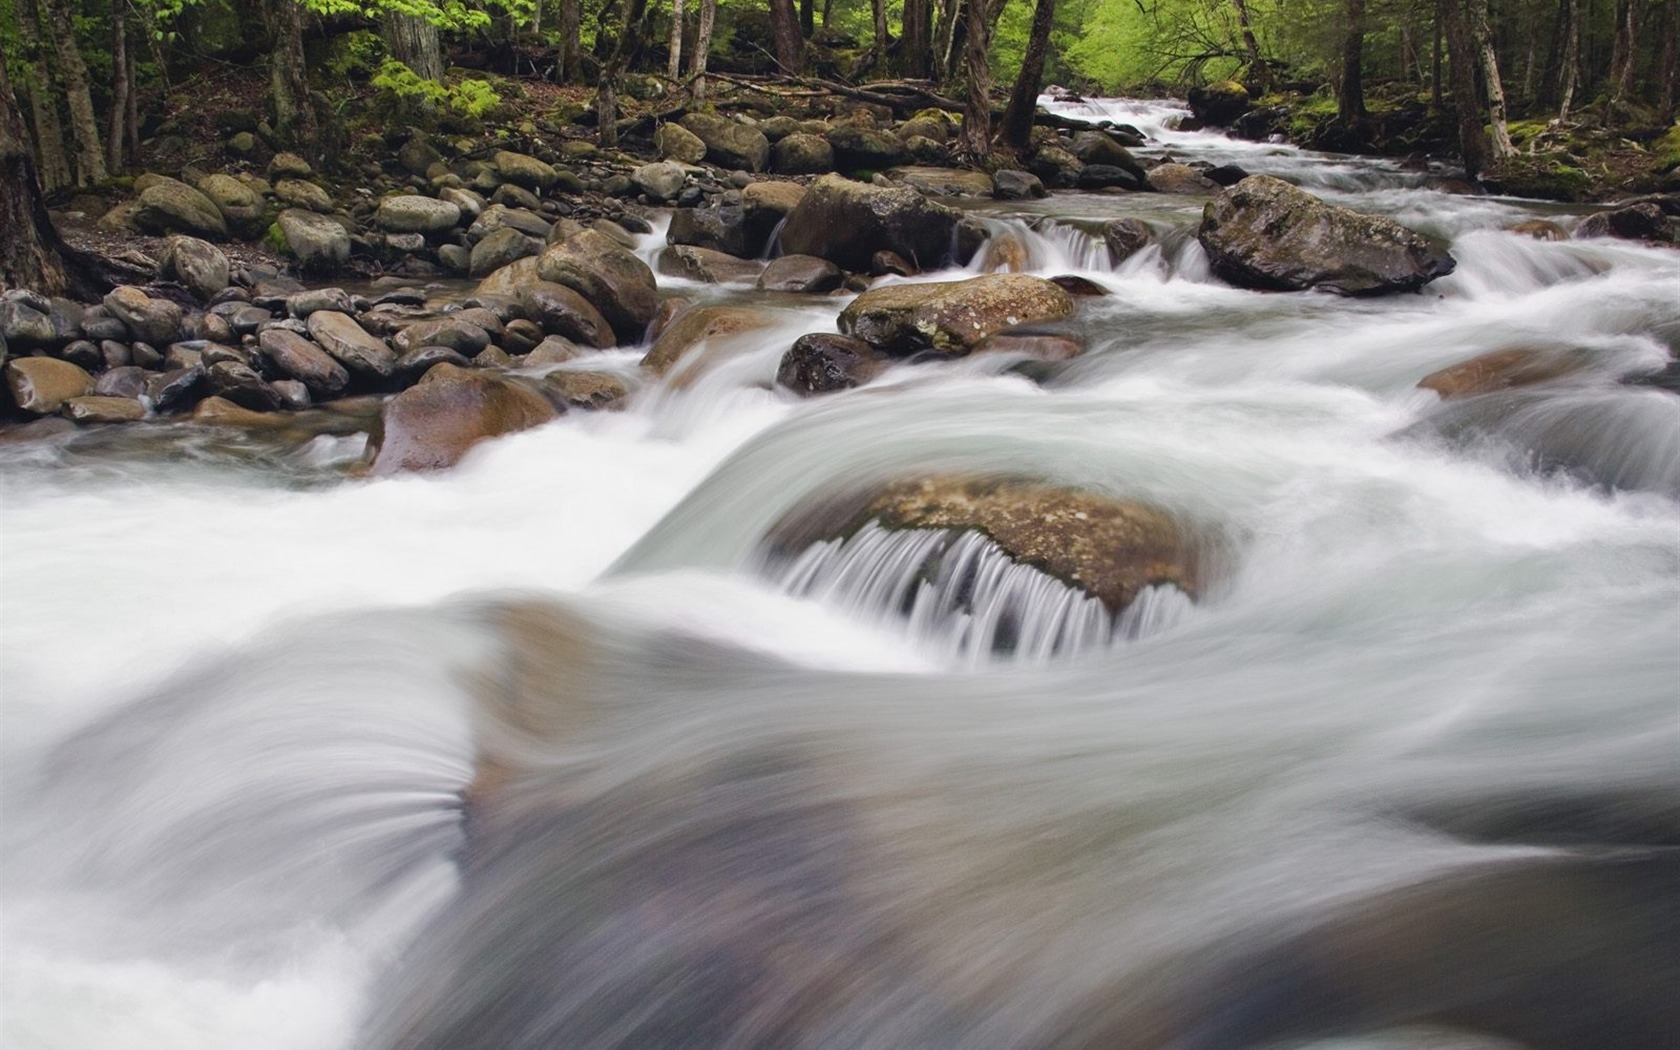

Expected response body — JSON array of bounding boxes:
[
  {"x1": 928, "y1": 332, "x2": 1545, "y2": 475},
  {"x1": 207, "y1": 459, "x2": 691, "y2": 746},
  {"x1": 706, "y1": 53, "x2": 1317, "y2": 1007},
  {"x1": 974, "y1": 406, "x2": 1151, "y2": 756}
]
[
  {"x1": 62, "y1": 395, "x2": 146, "y2": 423},
  {"x1": 145, "y1": 365, "x2": 206, "y2": 412},
  {"x1": 1510, "y1": 219, "x2": 1569, "y2": 241},
  {"x1": 94, "y1": 366, "x2": 149, "y2": 399},
  {"x1": 0, "y1": 300, "x2": 58, "y2": 348},
  {"x1": 887, "y1": 167, "x2": 995, "y2": 197},
  {"x1": 197, "y1": 174, "x2": 267, "y2": 236},
  {"x1": 639, "y1": 304, "x2": 776, "y2": 378},
  {"x1": 206, "y1": 360, "x2": 284, "y2": 410},
  {"x1": 972, "y1": 329, "x2": 1086, "y2": 360},
  {"x1": 399, "y1": 135, "x2": 444, "y2": 176},
  {"x1": 1077, "y1": 164, "x2": 1147, "y2": 191},
  {"x1": 476, "y1": 256, "x2": 541, "y2": 297},
  {"x1": 305, "y1": 310, "x2": 398, "y2": 378},
  {"x1": 374, "y1": 195, "x2": 462, "y2": 235},
  {"x1": 257, "y1": 328, "x2": 351, "y2": 395},
  {"x1": 5, "y1": 357, "x2": 93, "y2": 414},
  {"x1": 778, "y1": 174, "x2": 961, "y2": 273},
  {"x1": 369, "y1": 363, "x2": 558, "y2": 474},
  {"x1": 1068, "y1": 131, "x2": 1145, "y2": 178},
  {"x1": 1574, "y1": 203, "x2": 1674, "y2": 243},
  {"x1": 274, "y1": 178, "x2": 334, "y2": 213},
  {"x1": 981, "y1": 232, "x2": 1031, "y2": 273},
  {"x1": 191, "y1": 395, "x2": 288, "y2": 426},
  {"x1": 1417, "y1": 347, "x2": 1587, "y2": 399},
  {"x1": 1027, "y1": 145, "x2": 1084, "y2": 188},
  {"x1": 1102, "y1": 218, "x2": 1157, "y2": 265},
  {"x1": 679, "y1": 113, "x2": 770, "y2": 172},
  {"x1": 757, "y1": 254, "x2": 843, "y2": 293},
  {"x1": 392, "y1": 317, "x2": 492, "y2": 357},
  {"x1": 655, "y1": 122, "x2": 708, "y2": 164},
  {"x1": 276, "y1": 210, "x2": 351, "y2": 273},
  {"x1": 741, "y1": 181, "x2": 807, "y2": 247},
  {"x1": 493, "y1": 150, "x2": 560, "y2": 191},
  {"x1": 993, "y1": 170, "x2": 1047, "y2": 200},
  {"x1": 770, "y1": 134, "x2": 835, "y2": 175},
  {"x1": 1188, "y1": 81, "x2": 1251, "y2": 126},
  {"x1": 469, "y1": 227, "x2": 543, "y2": 278},
  {"x1": 103, "y1": 286, "x2": 183, "y2": 345},
  {"x1": 776, "y1": 333, "x2": 883, "y2": 394},
  {"x1": 536, "y1": 230, "x2": 659, "y2": 343},
  {"x1": 838, "y1": 274, "x2": 1076, "y2": 356},
  {"x1": 658, "y1": 245, "x2": 763, "y2": 284},
  {"x1": 286, "y1": 288, "x2": 356, "y2": 319},
  {"x1": 159, "y1": 236, "x2": 231, "y2": 301},
  {"x1": 524, "y1": 336, "x2": 584, "y2": 367},
  {"x1": 1198, "y1": 175, "x2": 1456, "y2": 295},
  {"x1": 632, "y1": 161, "x2": 687, "y2": 203},
  {"x1": 268, "y1": 151, "x2": 313, "y2": 179},
  {"x1": 826, "y1": 125, "x2": 908, "y2": 170},
  {"x1": 667, "y1": 205, "x2": 753, "y2": 257},
  {"x1": 517, "y1": 282, "x2": 616, "y2": 348},
  {"x1": 1146, "y1": 162, "x2": 1219, "y2": 195},
  {"x1": 537, "y1": 370, "x2": 631, "y2": 411},
  {"x1": 136, "y1": 178, "x2": 228, "y2": 239},
  {"x1": 469, "y1": 204, "x2": 553, "y2": 242},
  {"x1": 395, "y1": 345, "x2": 472, "y2": 381}
]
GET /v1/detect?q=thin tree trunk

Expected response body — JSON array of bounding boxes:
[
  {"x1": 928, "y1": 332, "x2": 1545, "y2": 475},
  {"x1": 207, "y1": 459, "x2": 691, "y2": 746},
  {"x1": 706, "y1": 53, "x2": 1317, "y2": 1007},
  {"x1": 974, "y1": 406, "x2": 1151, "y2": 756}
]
[
  {"x1": 1520, "y1": 9, "x2": 1539, "y2": 102},
  {"x1": 1338, "y1": 0, "x2": 1367, "y2": 122},
  {"x1": 1467, "y1": 0, "x2": 1515, "y2": 161},
  {"x1": 998, "y1": 0, "x2": 1055, "y2": 152},
  {"x1": 872, "y1": 0, "x2": 890, "y2": 65},
  {"x1": 15, "y1": 0, "x2": 73, "y2": 194},
  {"x1": 385, "y1": 13, "x2": 445, "y2": 81},
  {"x1": 596, "y1": 0, "x2": 626, "y2": 147},
  {"x1": 267, "y1": 0, "x2": 317, "y2": 157},
  {"x1": 1659, "y1": 0, "x2": 1678, "y2": 118},
  {"x1": 689, "y1": 0, "x2": 717, "y2": 98},
  {"x1": 1607, "y1": 0, "x2": 1635, "y2": 101},
  {"x1": 1230, "y1": 0, "x2": 1268, "y2": 87},
  {"x1": 1441, "y1": 0, "x2": 1491, "y2": 178},
  {"x1": 1, "y1": 57, "x2": 73, "y2": 295},
  {"x1": 822, "y1": 0, "x2": 834, "y2": 28},
  {"x1": 557, "y1": 0, "x2": 583, "y2": 81},
  {"x1": 42, "y1": 0, "x2": 107, "y2": 185},
  {"x1": 934, "y1": 0, "x2": 964, "y2": 83},
  {"x1": 959, "y1": 0, "x2": 993, "y2": 162},
  {"x1": 108, "y1": 0, "x2": 130, "y2": 173},
  {"x1": 1432, "y1": 4, "x2": 1444, "y2": 108},
  {"x1": 901, "y1": 0, "x2": 932, "y2": 78},
  {"x1": 125, "y1": 40, "x2": 139, "y2": 157},
  {"x1": 800, "y1": 0, "x2": 814, "y2": 36},
  {"x1": 769, "y1": 0, "x2": 803, "y2": 73},
  {"x1": 1557, "y1": 0, "x2": 1579, "y2": 118},
  {"x1": 668, "y1": 0, "x2": 686, "y2": 80}
]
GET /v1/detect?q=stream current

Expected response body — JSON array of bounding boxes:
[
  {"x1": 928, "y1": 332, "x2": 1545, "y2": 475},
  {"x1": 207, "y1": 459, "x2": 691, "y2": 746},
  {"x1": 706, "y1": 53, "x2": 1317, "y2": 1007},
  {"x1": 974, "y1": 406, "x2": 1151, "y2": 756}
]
[{"x1": 2, "y1": 98, "x2": 1677, "y2": 1049}]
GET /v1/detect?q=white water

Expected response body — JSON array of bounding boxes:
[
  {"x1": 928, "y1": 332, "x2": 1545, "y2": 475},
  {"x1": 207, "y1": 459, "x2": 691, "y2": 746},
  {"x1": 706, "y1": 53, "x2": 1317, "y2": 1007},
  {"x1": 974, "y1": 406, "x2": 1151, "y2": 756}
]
[{"x1": 3, "y1": 101, "x2": 1679, "y2": 1049}]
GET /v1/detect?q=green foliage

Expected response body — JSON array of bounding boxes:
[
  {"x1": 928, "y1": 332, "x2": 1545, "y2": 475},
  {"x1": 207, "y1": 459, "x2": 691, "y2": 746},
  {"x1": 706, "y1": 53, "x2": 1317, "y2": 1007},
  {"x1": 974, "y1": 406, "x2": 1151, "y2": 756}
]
[
  {"x1": 319, "y1": 29, "x2": 387, "y2": 79},
  {"x1": 371, "y1": 58, "x2": 502, "y2": 117}
]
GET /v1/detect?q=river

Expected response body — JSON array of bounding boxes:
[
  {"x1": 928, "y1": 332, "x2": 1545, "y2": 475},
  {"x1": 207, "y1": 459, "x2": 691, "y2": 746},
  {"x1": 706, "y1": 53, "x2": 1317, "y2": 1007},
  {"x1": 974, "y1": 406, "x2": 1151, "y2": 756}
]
[{"x1": 2, "y1": 98, "x2": 1677, "y2": 1049}]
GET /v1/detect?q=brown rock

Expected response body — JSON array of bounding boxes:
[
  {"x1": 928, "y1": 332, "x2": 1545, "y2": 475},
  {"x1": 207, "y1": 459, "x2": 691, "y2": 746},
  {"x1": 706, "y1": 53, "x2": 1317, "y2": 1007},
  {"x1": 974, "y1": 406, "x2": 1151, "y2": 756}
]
[
  {"x1": 1418, "y1": 347, "x2": 1588, "y2": 399},
  {"x1": 536, "y1": 230, "x2": 659, "y2": 344},
  {"x1": 258, "y1": 329, "x2": 351, "y2": 395},
  {"x1": 657, "y1": 245, "x2": 764, "y2": 284},
  {"x1": 539, "y1": 370, "x2": 631, "y2": 410},
  {"x1": 1510, "y1": 219, "x2": 1569, "y2": 242},
  {"x1": 370, "y1": 363, "x2": 559, "y2": 474},
  {"x1": 306, "y1": 311, "x2": 398, "y2": 378},
  {"x1": 838, "y1": 274, "x2": 1077, "y2": 356},
  {"x1": 517, "y1": 281, "x2": 616, "y2": 349},
  {"x1": 776, "y1": 333, "x2": 884, "y2": 395},
  {"x1": 5, "y1": 357, "x2": 94, "y2": 414},
  {"x1": 639, "y1": 305, "x2": 777, "y2": 381},
  {"x1": 62, "y1": 395, "x2": 146, "y2": 423}
]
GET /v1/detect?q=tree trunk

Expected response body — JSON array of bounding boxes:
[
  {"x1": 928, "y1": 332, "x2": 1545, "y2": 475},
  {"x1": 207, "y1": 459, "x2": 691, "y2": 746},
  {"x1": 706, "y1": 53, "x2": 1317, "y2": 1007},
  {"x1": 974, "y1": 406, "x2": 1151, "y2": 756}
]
[
  {"x1": 1432, "y1": 3, "x2": 1444, "y2": 108},
  {"x1": 668, "y1": 0, "x2": 686, "y2": 80},
  {"x1": 769, "y1": 0, "x2": 803, "y2": 73},
  {"x1": 998, "y1": 0, "x2": 1055, "y2": 152},
  {"x1": 557, "y1": 0, "x2": 583, "y2": 82},
  {"x1": 959, "y1": 0, "x2": 993, "y2": 162},
  {"x1": 1608, "y1": 0, "x2": 1636, "y2": 101},
  {"x1": 1557, "y1": 0, "x2": 1579, "y2": 119},
  {"x1": 1467, "y1": 0, "x2": 1515, "y2": 161},
  {"x1": 934, "y1": 0, "x2": 964, "y2": 83},
  {"x1": 1659, "y1": 0, "x2": 1678, "y2": 118},
  {"x1": 267, "y1": 0, "x2": 317, "y2": 158},
  {"x1": 42, "y1": 0, "x2": 107, "y2": 185},
  {"x1": 1338, "y1": 0, "x2": 1367, "y2": 122},
  {"x1": 1, "y1": 57, "x2": 73, "y2": 295},
  {"x1": 15, "y1": 0, "x2": 73, "y2": 194},
  {"x1": 901, "y1": 0, "x2": 932, "y2": 78},
  {"x1": 1441, "y1": 0, "x2": 1491, "y2": 178},
  {"x1": 385, "y1": 12, "x2": 445, "y2": 81},
  {"x1": 872, "y1": 0, "x2": 890, "y2": 65},
  {"x1": 800, "y1": 0, "x2": 814, "y2": 36},
  {"x1": 689, "y1": 0, "x2": 718, "y2": 98},
  {"x1": 108, "y1": 0, "x2": 130, "y2": 173},
  {"x1": 596, "y1": 0, "x2": 626, "y2": 147},
  {"x1": 1230, "y1": 0, "x2": 1268, "y2": 87}
]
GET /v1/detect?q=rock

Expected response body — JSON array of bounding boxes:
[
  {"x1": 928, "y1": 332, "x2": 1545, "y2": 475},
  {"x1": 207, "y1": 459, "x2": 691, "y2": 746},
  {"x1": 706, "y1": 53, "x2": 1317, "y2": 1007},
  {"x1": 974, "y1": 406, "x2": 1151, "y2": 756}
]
[
  {"x1": 972, "y1": 329, "x2": 1086, "y2": 360},
  {"x1": 103, "y1": 286, "x2": 183, "y2": 345},
  {"x1": 392, "y1": 316, "x2": 492, "y2": 357},
  {"x1": 536, "y1": 230, "x2": 659, "y2": 343},
  {"x1": 146, "y1": 365, "x2": 206, "y2": 412},
  {"x1": 501, "y1": 318, "x2": 544, "y2": 354},
  {"x1": 385, "y1": 232, "x2": 427, "y2": 253},
  {"x1": 374, "y1": 195, "x2": 463, "y2": 235},
  {"x1": 191, "y1": 395, "x2": 287, "y2": 426},
  {"x1": 770, "y1": 134, "x2": 835, "y2": 175},
  {"x1": 274, "y1": 178, "x2": 334, "y2": 213},
  {"x1": 658, "y1": 245, "x2": 763, "y2": 284},
  {"x1": 197, "y1": 174, "x2": 266, "y2": 236},
  {"x1": 493, "y1": 151, "x2": 559, "y2": 191},
  {"x1": 1049, "y1": 275, "x2": 1109, "y2": 297},
  {"x1": 741, "y1": 181, "x2": 806, "y2": 246},
  {"x1": 1198, "y1": 175, "x2": 1456, "y2": 295},
  {"x1": 5, "y1": 357, "x2": 94, "y2": 414},
  {"x1": 778, "y1": 174, "x2": 961, "y2": 273},
  {"x1": 476, "y1": 256, "x2": 542, "y2": 297},
  {"x1": 826, "y1": 125, "x2": 908, "y2": 170},
  {"x1": 276, "y1": 209, "x2": 352, "y2": 273},
  {"x1": 776, "y1": 333, "x2": 883, "y2": 395},
  {"x1": 305, "y1": 311, "x2": 398, "y2": 378},
  {"x1": 648, "y1": 297, "x2": 693, "y2": 342},
  {"x1": 1068, "y1": 131, "x2": 1145, "y2": 177},
  {"x1": 62, "y1": 395, "x2": 145, "y2": 423},
  {"x1": 1188, "y1": 81, "x2": 1251, "y2": 125},
  {"x1": 871, "y1": 250, "x2": 917, "y2": 277},
  {"x1": 1417, "y1": 347, "x2": 1587, "y2": 399},
  {"x1": 136, "y1": 178, "x2": 229, "y2": 240},
  {"x1": 1102, "y1": 218, "x2": 1157, "y2": 265},
  {"x1": 159, "y1": 236, "x2": 231, "y2": 301},
  {"x1": 60, "y1": 340, "x2": 103, "y2": 370},
  {"x1": 838, "y1": 274, "x2": 1076, "y2": 356},
  {"x1": 982, "y1": 232, "x2": 1031, "y2": 273},
  {"x1": 440, "y1": 186, "x2": 486, "y2": 220},
  {"x1": 757, "y1": 254, "x2": 843, "y2": 293},
  {"x1": 639, "y1": 304, "x2": 776, "y2": 378},
  {"x1": 1510, "y1": 219, "x2": 1569, "y2": 241},
  {"x1": 395, "y1": 345, "x2": 473, "y2": 380},
  {"x1": 206, "y1": 360, "x2": 284, "y2": 410},
  {"x1": 524, "y1": 336, "x2": 584, "y2": 366},
  {"x1": 588, "y1": 218, "x2": 639, "y2": 249},
  {"x1": 632, "y1": 161, "x2": 688, "y2": 203},
  {"x1": 475, "y1": 346, "x2": 513, "y2": 369},
  {"x1": 469, "y1": 204, "x2": 553, "y2": 241},
  {"x1": 268, "y1": 151, "x2": 313, "y2": 178},
  {"x1": 667, "y1": 205, "x2": 753, "y2": 257},
  {"x1": 781, "y1": 476, "x2": 1203, "y2": 612},
  {"x1": 1146, "y1": 162, "x2": 1219, "y2": 194},
  {"x1": 1027, "y1": 145, "x2": 1083, "y2": 188},
  {"x1": 903, "y1": 135, "x2": 951, "y2": 166},
  {"x1": 886, "y1": 167, "x2": 994, "y2": 197},
  {"x1": 897, "y1": 115, "x2": 951, "y2": 143},
  {"x1": 517, "y1": 282, "x2": 617, "y2": 349},
  {"x1": 759, "y1": 115, "x2": 802, "y2": 140},
  {"x1": 286, "y1": 287, "x2": 356, "y2": 318},
  {"x1": 1574, "y1": 203, "x2": 1673, "y2": 243},
  {"x1": 271, "y1": 379, "x2": 311, "y2": 410},
  {"x1": 94, "y1": 366, "x2": 149, "y2": 399},
  {"x1": 655, "y1": 122, "x2": 708, "y2": 163},
  {"x1": 993, "y1": 170, "x2": 1047, "y2": 200},
  {"x1": 469, "y1": 226, "x2": 543, "y2": 278},
  {"x1": 257, "y1": 328, "x2": 351, "y2": 395},
  {"x1": 491, "y1": 183, "x2": 542, "y2": 212},
  {"x1": 1203, "y1": 164, "x2": 1251, "y2": 186},
  {"x1": 679, "y1": 113, "x2": 771, "y2": 172},
  {"x1": 1077, "y1": 164, "x2": 1147, "y2": 191},
  {"x1": 537, "y1": 370, "x2": 630, "y2": 410},
  {"x1": 0, "y1": 300, "x2": 57, "y2": 348},
  {"x1": 399, "y1": 135, "x2": 444, "y2": 176},
  {"x1": 369, "y1": 362, "x2": 558, "y2": 474}
]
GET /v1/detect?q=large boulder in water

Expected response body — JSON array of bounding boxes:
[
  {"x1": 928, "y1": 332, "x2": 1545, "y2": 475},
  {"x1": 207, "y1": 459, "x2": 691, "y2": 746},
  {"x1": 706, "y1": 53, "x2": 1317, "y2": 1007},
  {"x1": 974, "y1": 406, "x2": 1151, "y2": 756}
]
[
  {"x1": 837, "y1": 274, "x2": 1075, "y2": 356},
  {"x1": 1198, "y1": 175, "x2": 1456, "y2": 295},
  {"x1": 639, "y1": 304, "x2": 777, "y2": 382},
  {"x1": 778, "y1": 174, "x2": 961, "y2": 273},
  {"x1": 536, "y1": 230, "x2": 658, "y2": 343},
  {"x1": 369, "y1": 363, "x2": 558, "y2": 474},
  {"x1": 1187, "y1": 81, "x2": 1251, "y2": 125}
]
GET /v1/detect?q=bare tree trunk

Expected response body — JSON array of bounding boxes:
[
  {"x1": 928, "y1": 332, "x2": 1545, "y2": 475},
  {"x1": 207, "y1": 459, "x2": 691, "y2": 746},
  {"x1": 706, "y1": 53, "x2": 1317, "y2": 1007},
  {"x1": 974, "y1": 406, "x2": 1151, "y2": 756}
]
[
  {"x1": 596, "y1": 0, "x2": 626, "y2": 147},
  {"x1": 959, "y1": 0, "x2": 993, "y2": 162},
  {"x1": 1230, "y1": 0, "x2": 1268, "y2": 87},
  {"x1": 42, "y1": 0, "x2": 107, "y2": 185},
  {"x1": 998, "y1": 0, "x2": 1055, "y2": 152},
  {"x1": 934, "y1": 0, "x2": 964, "y2": 83},
  {"x1": 557, "y1": 0, "x2": 583, "y2": 81},
  {"x1": 1467, "y1": 0, "x2": 1515, "y2": 161},
  {"x1": 1338, "y1": 0, "x2": 1367, "y2": 122},
  {"x1": 385, "y1": 13, "x2": 445, "y2": 81},
  {"x1": 800, "y1": 0, "x2": 814, "y2": 36},
  {"x1": 108, "y1": 0, "x2": 130, "y2": 173},
  {"x1": 901, "y1": 0, "x2": 932, "y2": 78},
  {"x1": 15, "y1": 0, "x2": 73, "y2": 194},
  {"x1": 872, "y1": 0, "x2": 890, "y2": 64},
  {"x1": 1607, "y1": 0, "x2": 1635, "y2": 101},
  {"x1": 267, "y1": 0, "x2": 317, "y2": 157},
  {"x1": 125, "y1": 38, "x2": 139, "y2": 157},
  {"x1": 1557, "y1": 0, "x2": 1579, "y2": 118},
  {"x1": 1, "y1": 57, "x2": 72, "y2": 295},
  {"x1": 689, "y1": 0, "x2": 717, "y2": 98},
  {"x1": 668, "y1": 0, "x2": 686, "y2": 80},
  {"x1": 769, "y1": 0, "x2": 803, "y2": 73},
  {"x1": 1432, "y1": 3, "x2": 1444, "y2": 108},
  {"x1": 1659, "y1": 0, "x2": 1678, "y2": 118},
  {"x1": 1441, "y1": 0, "x2": 1491, "y2": 178}
]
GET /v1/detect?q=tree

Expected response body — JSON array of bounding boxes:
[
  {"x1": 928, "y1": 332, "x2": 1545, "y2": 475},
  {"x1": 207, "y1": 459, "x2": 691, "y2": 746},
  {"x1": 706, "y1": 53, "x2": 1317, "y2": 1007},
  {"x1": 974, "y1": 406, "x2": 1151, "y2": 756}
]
[
  {"x1": 689, "y1": 0, "x2": 718, "y2": 98},
  {"x1": 901, "y1": 0, "x2": 932, "y2": 77},
  {"x1": 769, "y1": 0, "x2": 803, "y2": 73},
  {"x1": 557, "y1": 0, "x2": 584, "y2": 81},
  {"x1": 267, "y1": 0, "x2": 317, "y2": 158},
  {"x1": 40, "y1": 0, "x2": 106, "y2": 184},
  {"x1": 1466, "y1": 0, "x2": 1515, "y2": 162},
  {"x1": 999, "y1": 0, "x2": 1056, "y2": 153},
  {"x1": 668, "y1": 0, "x2": 686, "y2": 80},
  {"x1": 959, "y1": 0, "x2": 996, "y2": 162},
  {"x1": 1440, "y1": 0, "x2": 1490, "y2": 178},
  {"x1": 386, "y1": 13, "x2": 446, "y2": 81},
  {"x1": 2, "y1": 56, "x2": 77, "y2": 294},
  {"x1": 1338, "y1": 0, "x2": 1368, "y2": 123}
]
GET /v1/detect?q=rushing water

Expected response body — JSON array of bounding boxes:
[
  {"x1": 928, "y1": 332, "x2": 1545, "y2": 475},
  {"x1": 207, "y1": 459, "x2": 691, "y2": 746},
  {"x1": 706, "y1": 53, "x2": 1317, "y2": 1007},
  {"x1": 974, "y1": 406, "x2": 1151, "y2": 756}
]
[{"x1": 2, "y1": 99, "x2": 1678, "y2": 1049}]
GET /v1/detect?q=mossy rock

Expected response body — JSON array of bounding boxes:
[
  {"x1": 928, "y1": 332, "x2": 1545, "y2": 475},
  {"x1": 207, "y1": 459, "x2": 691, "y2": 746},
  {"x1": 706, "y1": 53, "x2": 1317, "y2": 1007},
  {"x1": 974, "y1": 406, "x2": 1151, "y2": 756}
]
[
  {"x1": 1483, "y1": 155, "x2": 1593, "y2": 202},
  {"x1": 1655, "y1": 123, "x2": 1680, "y2": 173}
]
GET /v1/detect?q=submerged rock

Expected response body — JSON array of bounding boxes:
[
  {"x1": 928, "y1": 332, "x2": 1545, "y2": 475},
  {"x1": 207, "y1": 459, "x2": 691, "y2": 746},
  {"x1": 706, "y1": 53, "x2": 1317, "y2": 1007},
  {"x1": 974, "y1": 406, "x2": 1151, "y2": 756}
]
[
  {"x1": 838, "y1": 274, "x2": 1076, "y2": 356},
  {"x1": 1198, "y1": 175, "x2": 1456, "y2": 295},
  {"x1": 1418, "y1": 347, "x2": 1588, "y2": 399},
  {"x1": 369, "y1": 363, "x2": 558, "y2": 474}
]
